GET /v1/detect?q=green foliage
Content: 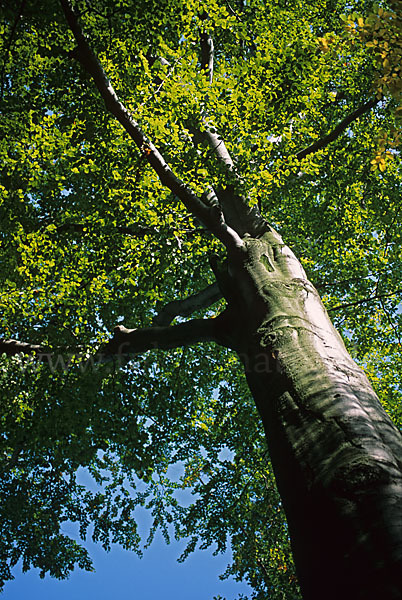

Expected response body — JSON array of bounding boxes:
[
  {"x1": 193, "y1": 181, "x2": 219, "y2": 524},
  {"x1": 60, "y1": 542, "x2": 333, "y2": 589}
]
[{"x1": 0, "y1": 0, "x2": 401, "y2": 598}]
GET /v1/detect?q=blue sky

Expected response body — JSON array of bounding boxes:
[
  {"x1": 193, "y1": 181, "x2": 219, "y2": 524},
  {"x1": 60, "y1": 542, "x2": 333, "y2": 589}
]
[
  {"x1": 3, "y1": 463, "x2": 252, "y2": 600},
  {"x1": 4, "y1": 529, "x2": 252, "y2": 600}
]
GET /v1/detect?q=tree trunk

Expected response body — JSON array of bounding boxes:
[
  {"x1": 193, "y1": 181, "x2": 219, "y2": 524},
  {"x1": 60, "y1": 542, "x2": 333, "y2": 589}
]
[{"x1": 227, "y1": 229, "x2": 402, "y2": 600}]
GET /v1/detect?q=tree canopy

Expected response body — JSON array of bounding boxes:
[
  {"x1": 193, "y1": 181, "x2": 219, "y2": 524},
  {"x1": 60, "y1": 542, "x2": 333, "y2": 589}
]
[{"x1": 0, "y1": 0, "x2": 401, "y2": 598}]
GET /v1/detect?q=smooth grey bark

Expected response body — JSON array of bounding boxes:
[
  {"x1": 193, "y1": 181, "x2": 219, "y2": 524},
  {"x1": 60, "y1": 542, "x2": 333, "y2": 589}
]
[{"x1": 223, "y1": 229, "x2": 402, "y2": 600}]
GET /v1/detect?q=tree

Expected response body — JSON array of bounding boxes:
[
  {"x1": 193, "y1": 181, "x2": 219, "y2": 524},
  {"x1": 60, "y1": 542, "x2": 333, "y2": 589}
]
[{"x1": 0, "y1": 0, "x2": 401, "y2": 598}]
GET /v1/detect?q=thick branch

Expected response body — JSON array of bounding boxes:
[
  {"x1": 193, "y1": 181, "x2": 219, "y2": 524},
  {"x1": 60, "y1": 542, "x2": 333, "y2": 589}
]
[
  {"x1": 59, "y1": 0, "x2": 242, "y2": 250},
  {"x1": 189, "y1": 122, "x2": 268, "y2": 237},
  {"x1": 0, "y1": 338, "x2": 44, "y2": 358},
  {"x1": 0, "y1": 338, "x2": 82, "y2": 371},
  {"x1": 200, "y1": 31, "x2": 214, "y2": 85},
  {"x1": 153, "y1": 282, "x2": 222, "y2": 326},
  {"x1": 1, "y1": 312, "x2": 232, "y2": 367},
  {"x1": 196, "y1": 122, "x2": 235, "y2": 170},
  {"x1": 143, "y1": 25, "x2": 266, "y2": 239},
  {"x1": 193, "y1": 18, "x2": 267, "y2": 238},
  {"x1": 296, "y1": 97, "x2": 379, "y2": 160},
  {"x1": 99, "y1": 314, "x2": 231, "y2": 360}
]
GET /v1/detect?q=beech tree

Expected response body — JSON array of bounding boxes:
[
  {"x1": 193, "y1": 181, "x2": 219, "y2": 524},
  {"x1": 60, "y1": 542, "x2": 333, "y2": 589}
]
[{"x1": 0, "y1": 1, "x2": 401, "y2": 599}]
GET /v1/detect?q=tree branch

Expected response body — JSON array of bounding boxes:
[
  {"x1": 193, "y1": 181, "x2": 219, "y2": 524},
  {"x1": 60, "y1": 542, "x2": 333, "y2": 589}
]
[
  {"x1": 59, "y1": 0, "x2": 243, "y2": 251},
  {"x1": 192, "y1": 16, "x2": 267, "y2": 238},
  {"x1": 153, "y1": 282, "x2": 222, "y2": 327},
  {"x1": 188, "y1": 118, "x2": 268, "y2": 237},
  {"x1": 141, "y1": 53, "x2": 178, "y2": 108},
  {"x1": 0, "y1": 338, "x2": 83, "y2": 372},
  {"x1": 98, "y1": 313, "x2": 232, "y2": 360},
  {"x1": 328, "y1": 288, "x2": 402, "y2": 312},
  {"x1": 0, "y1": 338, "x2": 44, "y2": 358},
  {"x1": 194, "y1": 121, "x2": 235, "y2": 170},
  {"x1": 295, "y1": 97, "x2": 379, "y2": 160},
  {"x1": 1, "y1": 311, "x2": 234, "y2": 368},
  {"x1": 200, "y1": 30, "x2": 214, "y2": 85},
  {"x1": 142, "y1": 24, "x2": 266, "y2": 239}
]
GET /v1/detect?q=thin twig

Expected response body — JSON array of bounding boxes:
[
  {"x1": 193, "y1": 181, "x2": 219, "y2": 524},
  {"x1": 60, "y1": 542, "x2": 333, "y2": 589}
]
[
  {"x1": 296, "y1": 98, "x2": 379, "y2": 160},
  {"x1": 328, "y1": 288, "x2": 402, "y2": 312}
]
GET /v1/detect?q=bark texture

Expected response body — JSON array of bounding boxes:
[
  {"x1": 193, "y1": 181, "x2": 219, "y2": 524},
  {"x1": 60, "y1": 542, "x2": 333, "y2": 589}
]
[{"x1": 224, "y1": 229, "x2": 402, "y2": 600}]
